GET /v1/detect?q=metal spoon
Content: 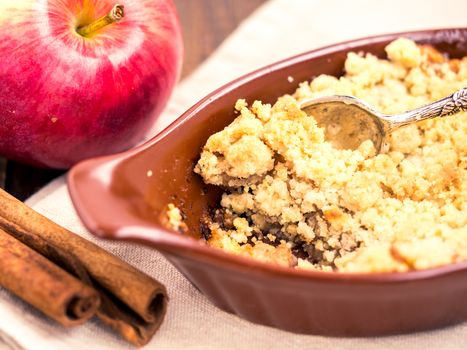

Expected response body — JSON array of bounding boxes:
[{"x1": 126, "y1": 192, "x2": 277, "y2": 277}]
[{"x1": 300, "y1": 87, "x2": 467, "y2": 153}]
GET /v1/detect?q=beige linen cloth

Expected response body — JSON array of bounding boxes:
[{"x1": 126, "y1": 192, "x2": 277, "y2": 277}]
[{"x1": 1, "y1": 0, "x2": 466, "y2": 349}]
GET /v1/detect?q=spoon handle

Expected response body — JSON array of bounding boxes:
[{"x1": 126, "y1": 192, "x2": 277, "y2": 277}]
[{"x1": 389, "y1": 87, "x2": 467, "y2": 128}]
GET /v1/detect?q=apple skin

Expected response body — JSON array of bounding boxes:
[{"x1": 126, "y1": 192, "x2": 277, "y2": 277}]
[{"x1": 0, "y1": 0, "x2": 182, "y2": 168}]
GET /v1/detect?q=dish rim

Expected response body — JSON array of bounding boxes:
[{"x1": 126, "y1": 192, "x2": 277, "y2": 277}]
[{"x1": 68, "y1": 27, "x2": 467, "y2": 284}]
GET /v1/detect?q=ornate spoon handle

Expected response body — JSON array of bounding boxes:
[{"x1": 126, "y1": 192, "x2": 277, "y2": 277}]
[{"x1": 388, "y1": 87, "x2": 467, "y2": 129}]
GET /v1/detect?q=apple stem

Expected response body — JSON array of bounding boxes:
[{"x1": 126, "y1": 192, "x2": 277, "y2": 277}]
[{"x1": 76, "y1": 4, "x2": 125, "y2": 37}]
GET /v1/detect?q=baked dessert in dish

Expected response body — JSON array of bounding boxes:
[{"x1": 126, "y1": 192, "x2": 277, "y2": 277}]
[
  {"x1": 70, "y1": 30, "x2": 467, "y2": 336},
  {"x1": 192, "y1": 38, "x2": 466, "y2": 273}
]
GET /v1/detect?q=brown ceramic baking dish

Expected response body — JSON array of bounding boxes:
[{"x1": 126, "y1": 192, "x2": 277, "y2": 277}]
[{"x1": 68, "y1": 28, "x2": 467, "y2": 336}]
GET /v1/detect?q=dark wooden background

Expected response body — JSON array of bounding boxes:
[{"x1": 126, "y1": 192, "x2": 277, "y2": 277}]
[{"x1": 0, "y1": 0, "x2": 267, "y2": 201}]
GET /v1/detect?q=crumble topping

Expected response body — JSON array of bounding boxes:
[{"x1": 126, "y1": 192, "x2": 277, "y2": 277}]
[{"x1": 193, "y1": 38, "x2": 467, "y2": 273}]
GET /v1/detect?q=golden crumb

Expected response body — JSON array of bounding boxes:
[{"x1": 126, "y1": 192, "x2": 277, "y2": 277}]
[{"x1": 167, "y1": 203, "x2": 187, "y2": 233}]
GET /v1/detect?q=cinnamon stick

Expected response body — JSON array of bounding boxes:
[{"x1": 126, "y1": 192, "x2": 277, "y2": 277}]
[
  {"x1": 0, "y1": 228, "x2": 99, "y2": 326},
  {"x1": 0, "y1": 188, "x2": 167, "y2": 346}
]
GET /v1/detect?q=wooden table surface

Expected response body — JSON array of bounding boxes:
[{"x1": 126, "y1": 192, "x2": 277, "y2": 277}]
[{"x1": 0, "y1": 0, "x2": 266, "y2": 201}]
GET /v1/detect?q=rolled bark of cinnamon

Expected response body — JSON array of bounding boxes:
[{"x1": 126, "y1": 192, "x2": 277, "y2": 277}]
[
  {"x1": 0, "y1": 228, "x2": 99, "y2": 326},
  {"x1": 0, "y1": 188, "x2": 167, "y2": 346}
]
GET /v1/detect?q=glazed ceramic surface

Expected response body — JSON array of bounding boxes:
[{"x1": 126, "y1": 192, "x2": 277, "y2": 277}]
[{"x1": 68, "y1": 28, "x2": 467, "y2": 336}]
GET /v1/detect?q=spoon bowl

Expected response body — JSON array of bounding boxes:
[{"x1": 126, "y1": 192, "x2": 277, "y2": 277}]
[
  {"x1": 300, "y1": 88, "x2": 467, "y2": 152},
  {"x1": 300, "y1": 95, "x2": 387, "y2": 152}
]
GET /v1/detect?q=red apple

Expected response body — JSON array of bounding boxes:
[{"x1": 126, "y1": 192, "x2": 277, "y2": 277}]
[{"x1": 0, "y1": 0, "x2": 182, "y2": 168}]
